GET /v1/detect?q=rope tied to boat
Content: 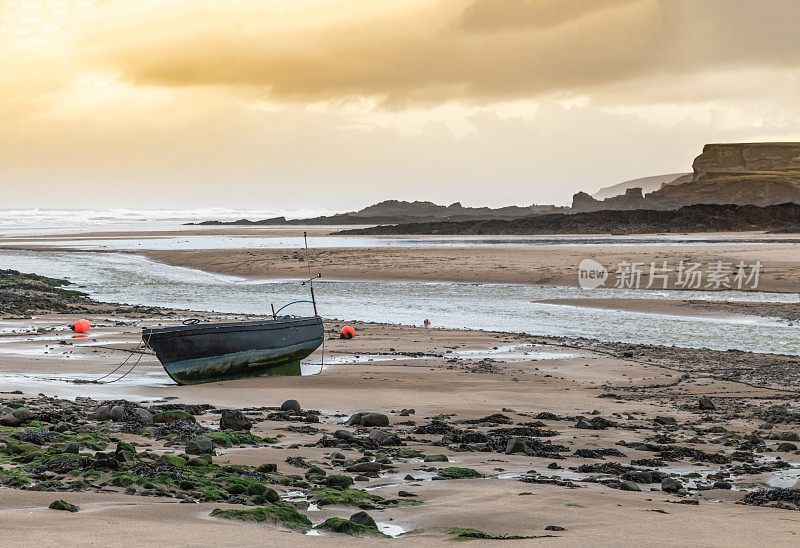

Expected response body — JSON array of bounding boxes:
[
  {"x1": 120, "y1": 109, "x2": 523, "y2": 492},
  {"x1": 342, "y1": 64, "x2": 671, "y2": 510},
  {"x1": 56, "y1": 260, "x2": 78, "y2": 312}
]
[{"x1": 78, "y1": 331, "x2": 154, "y2": 384}]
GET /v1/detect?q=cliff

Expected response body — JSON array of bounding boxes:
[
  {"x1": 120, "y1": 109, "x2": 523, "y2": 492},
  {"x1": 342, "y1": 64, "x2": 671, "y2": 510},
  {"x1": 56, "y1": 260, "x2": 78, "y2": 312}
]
[
  {"x1": 573, "y1": 142, "x2": 800, "y2": 212},
  {"x1": 591, "y1": 173, "x2": 689, "y2": 200},
  {"x1": 692, "y1": 143, "x2": 800, "y2": 179}
]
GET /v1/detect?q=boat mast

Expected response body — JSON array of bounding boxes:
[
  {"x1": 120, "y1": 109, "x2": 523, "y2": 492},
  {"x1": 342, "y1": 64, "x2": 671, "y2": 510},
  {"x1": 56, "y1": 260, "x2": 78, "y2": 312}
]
[{"x1": 302, "y1": 231, "x2": 319, "y2": 316}]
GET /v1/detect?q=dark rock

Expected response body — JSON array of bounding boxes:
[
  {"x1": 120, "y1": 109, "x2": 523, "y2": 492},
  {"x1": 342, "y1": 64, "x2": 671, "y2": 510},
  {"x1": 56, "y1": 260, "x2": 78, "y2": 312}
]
[
  {"x1": 655, "y1": 416, "x2": 677, "y2": 426},
  {"x1": 347, "y1": 412, "x2": 389, "y2": 428},
  {"x1": 220, "y1": 409, "x2": 252, "y2": 431},
  {"x1": 398, "y1": 490, "x2": 417, "y2": 497},
  {"x1": 61, "y1": 441, "x2": 80, "y2": 454},
  {"x1": 110, "y1": 405, "x2": 125, "y2": 421},
  {"x1": 152, "y1": 410, "x2": 195, "y2": 424},
  {"x1": 347, "y1": 462, "x2": 382, "y2": 473},
  {"x1": 132, "y1": 408, "x2": 153, "y2": 424},
  {"x1": 280, "y1": 399, "x2": 302, "y2": 413},
  {"x1": 185, "y1": 435, "x2": 214, "y2": 455},
  {"x1": 777, "y1": 442, "x2": 798, "y2": 452},
  {"x1": 698, "y1": 397, "x2": 716, "y2": 411},
  {"x1": 505, "y1": 437, "x2": 531, "y2": 455},
  {"x1": 91, "y1": 406, "x2": 112, "y2": 421},
  {"x1": 325, "y1": 475, "x2": 354, "y2": 489},
  {"x1": 575, "y1": 416, "x2": 615, "y2": 430},
  {"x1": 619, "y1": 480, "x2": 640, "y2": 492},
  {"x1": 780, "y1": 432, "x2": 800, "y2": 442},
  {"x1": 1, "y1": 413, "x2": 22, "y2": 427},
  {"x1": 662, "y1": 477, "x2": 683, "y2": 493},
  {"x1": 334, "y1": 430, "x2": 357, "y2": 442},
  {"x1": 713, "y1": 481, "x2": 732, "y2": 490},
  {"x1": 368, "y1": 428, "x2": 391, "y2": 445},
  {"x1": 545, "y1": 526, "x2": 566, "y2": 531},
  {"x1": 48, "y1": 500, "x2": 78, "y2": 512},
  {"x1": 349, "y1": 511, "x2": 377, "y2": 529}
]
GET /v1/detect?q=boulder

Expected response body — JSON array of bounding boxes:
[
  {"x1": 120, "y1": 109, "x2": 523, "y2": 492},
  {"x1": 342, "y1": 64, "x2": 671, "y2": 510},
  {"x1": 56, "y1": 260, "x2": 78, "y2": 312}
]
[
  {"x1": 220, "y1": 409, "x2": 252, "y2": 431},
  {"x1": 661, "y1": 477, "x2": 683, "y2": 493},
  {"x1": 346, "y1": 412, "x2": 389, "y2": 428},
  {"x1": 368, "y1": 429, "x2": 391, "y2": 446},
  {"x1": 619, "y1": 480, "x2": 640, "y2": 492},
  {"x1": 654, "y1": 416, "x2": 677, "y2": 426},
  {"x1": 780, "y1": 431, "x2": 800, "y2": 442},
  {"x1": 109, "y1": 405, "x2": 126, "y2": 421},
  {"x1": 61, "y1": 441, "x2": 80, "y2": 454},
  {"x1": 280, "y1": 400, "x2": 302, "y2": 413},
  {"x1": 334, "y1": 430, "x2": 357, "y2": 442},
  {"x1": 504, "y1": 437, "x2": 531, "y2": 455},
  {"x1": 185, "y1": 435, "x2": 214, "y2": 455},
  {"x1": 132, "y1": 408, "x2": 153, "y2": 424},
  {"x1": 349, "y1": 511, "x2": 377, "y2": 529},
  {"x1": 0, "y1": 414, "x2": 22, "y2": 427},
  {"x1": 698, "y1": 397, "x2": 716, "y2": 411},
  {"x1": 91, "y1": 406, "x2": 112, "y2": 421},
  {"x1": 347, "y1": 462, "x2": 382, "y2": 473}
]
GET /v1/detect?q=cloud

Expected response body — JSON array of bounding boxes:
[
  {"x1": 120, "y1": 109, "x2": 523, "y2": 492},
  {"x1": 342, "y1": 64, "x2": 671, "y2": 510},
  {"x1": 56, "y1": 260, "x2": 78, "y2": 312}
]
[{"x1": 83, "y1": 0, "x2": 799, "y2": 108}]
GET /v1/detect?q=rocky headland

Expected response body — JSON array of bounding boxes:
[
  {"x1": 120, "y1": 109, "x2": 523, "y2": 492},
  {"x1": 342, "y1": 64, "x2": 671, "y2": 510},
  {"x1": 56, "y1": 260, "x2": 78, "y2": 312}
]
[{"x1": 573, "y1": 143, "x2": 800, "y2": 212}]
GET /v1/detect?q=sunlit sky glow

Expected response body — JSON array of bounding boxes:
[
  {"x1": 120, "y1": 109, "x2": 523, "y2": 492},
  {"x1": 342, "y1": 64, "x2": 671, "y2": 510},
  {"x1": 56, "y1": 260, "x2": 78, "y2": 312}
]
[{"x1": 2, "y1": 0, "x2": 799, "y2": 209}]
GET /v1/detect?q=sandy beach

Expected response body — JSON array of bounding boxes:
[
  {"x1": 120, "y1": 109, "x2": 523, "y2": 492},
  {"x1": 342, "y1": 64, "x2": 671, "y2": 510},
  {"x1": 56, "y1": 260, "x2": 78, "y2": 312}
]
[
  {"x1": 1, "y1": 230, "x2": 799, "y2": 546},
  {"x1": 2, "y1": 298, "x2": 800, "y2": 545},
  {"x1": 141, "y1": 243, "x2": 800, "y2": 292}
]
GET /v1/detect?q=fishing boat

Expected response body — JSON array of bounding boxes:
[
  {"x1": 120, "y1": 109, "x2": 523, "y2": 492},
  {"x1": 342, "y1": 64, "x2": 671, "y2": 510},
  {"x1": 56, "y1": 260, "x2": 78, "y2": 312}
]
[{"x1": 142, "y1": 233, "x2": 324, "y2": 385}]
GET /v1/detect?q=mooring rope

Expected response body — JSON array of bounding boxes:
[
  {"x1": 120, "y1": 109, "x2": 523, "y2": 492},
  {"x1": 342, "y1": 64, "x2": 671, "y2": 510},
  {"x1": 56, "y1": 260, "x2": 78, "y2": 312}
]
[{"x1": 85, "y1": 331, "x2": 153, "y2": 384}]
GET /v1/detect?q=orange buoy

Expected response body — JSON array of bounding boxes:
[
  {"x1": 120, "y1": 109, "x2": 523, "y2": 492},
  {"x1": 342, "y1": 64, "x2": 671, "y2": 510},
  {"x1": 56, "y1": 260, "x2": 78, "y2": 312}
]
[
  {"x1": 70, "y1": 319, "x2": 91, "y2": 333},
  {"x1": 340, "y1": 325, "x2": 355, "y2": 339}
]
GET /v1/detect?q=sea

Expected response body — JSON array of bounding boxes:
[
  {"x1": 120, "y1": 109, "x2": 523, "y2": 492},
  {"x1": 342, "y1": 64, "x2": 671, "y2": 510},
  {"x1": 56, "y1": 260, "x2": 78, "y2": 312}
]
[{"x1": 1, "y1": 209, "x2": 798, "y2": 356}]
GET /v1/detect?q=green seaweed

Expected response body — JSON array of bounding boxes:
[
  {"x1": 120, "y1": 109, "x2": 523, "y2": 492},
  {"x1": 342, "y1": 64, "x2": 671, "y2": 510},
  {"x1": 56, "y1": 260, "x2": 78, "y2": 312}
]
[
  {"x1": 48, "y1": 500, "x2": 79, "y2": 513},
  {"x1": 210, "y1": 506, "x2": 312, "y2": 531},
  {"x1": 314, "y1": 517, "x2": 387, "y2": 537},
  {"x1": 309, "y1": 487, "x2": 384, "y2": 508},
  {"x1": 437, "y1": 467, "x2": 483, "y2": 479}
]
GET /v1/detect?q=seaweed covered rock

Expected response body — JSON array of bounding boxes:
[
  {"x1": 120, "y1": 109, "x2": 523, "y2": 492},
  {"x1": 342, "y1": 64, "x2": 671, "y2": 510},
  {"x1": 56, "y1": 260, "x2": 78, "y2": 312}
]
[
  {"x1": 436, "y1": 467, "x2": 483, "y2": 479},
  {"x1": 49, "y1": 500, "x2": 79, "y2": 512},
  {"x1": 185, "y1": 435, "x2": 214, "y2": 455},
  {"x1": 741, "y1": 488, "x2": 800, "y2": 511},
  {"x1": 153, "y1": 410, "x2": 196, "y2": 424},
  {"x1": 349, "y1": 511, "x2": 377, "y2": 529},
  {"x1": 314, "y1": 517, "x2": 386, "y2": 537},
  {"x1": 210, "y1": 507, "x2": 312, "y2": 531}
]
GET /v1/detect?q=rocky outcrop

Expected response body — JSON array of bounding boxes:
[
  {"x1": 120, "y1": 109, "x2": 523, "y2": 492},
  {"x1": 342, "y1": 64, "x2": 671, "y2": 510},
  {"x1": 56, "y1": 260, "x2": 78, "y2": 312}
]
[
  {"x1": 192, "y1": 200, "x2": 568, "y2": 226},
  {"x1": 337, "y1": 203, "x2": 800, "y2": 236},
  {"x1": 573, "y1": 142, "x2": 800, "y2": 212},
  {"x1": 592, "y1": 173, "x2": 689, "y2": 200},
  {"x1": 573, "y1": 188, "x2": 647, "y2": 212},
  {"x1": 692, "y1": 143, "x2": 800, "y2": 179}
]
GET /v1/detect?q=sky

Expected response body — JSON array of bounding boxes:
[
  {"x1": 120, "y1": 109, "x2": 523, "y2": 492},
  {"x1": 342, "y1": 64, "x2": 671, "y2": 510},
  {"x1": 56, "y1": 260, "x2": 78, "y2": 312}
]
[{"x1": 2, "y1": 0, "x2": 800, "y2": 210}]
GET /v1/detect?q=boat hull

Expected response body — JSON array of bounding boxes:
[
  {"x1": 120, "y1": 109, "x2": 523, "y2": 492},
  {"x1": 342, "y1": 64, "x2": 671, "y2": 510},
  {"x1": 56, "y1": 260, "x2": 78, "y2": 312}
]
[{"x1": 142, "y1": 316, "x2": 323, "y2": 385}]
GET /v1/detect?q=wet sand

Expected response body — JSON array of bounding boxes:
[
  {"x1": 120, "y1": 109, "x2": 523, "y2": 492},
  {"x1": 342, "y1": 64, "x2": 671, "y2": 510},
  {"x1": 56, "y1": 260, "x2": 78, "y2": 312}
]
[
  {"x1": 141, "y1": 244, "x2": 800, "y2": 292},
  {"x1": 2, "y1": 227, "x2": 799, "y2": 292},
  {"x1": 3, "y1": 312, "x2": 800, "y2": 545}
]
